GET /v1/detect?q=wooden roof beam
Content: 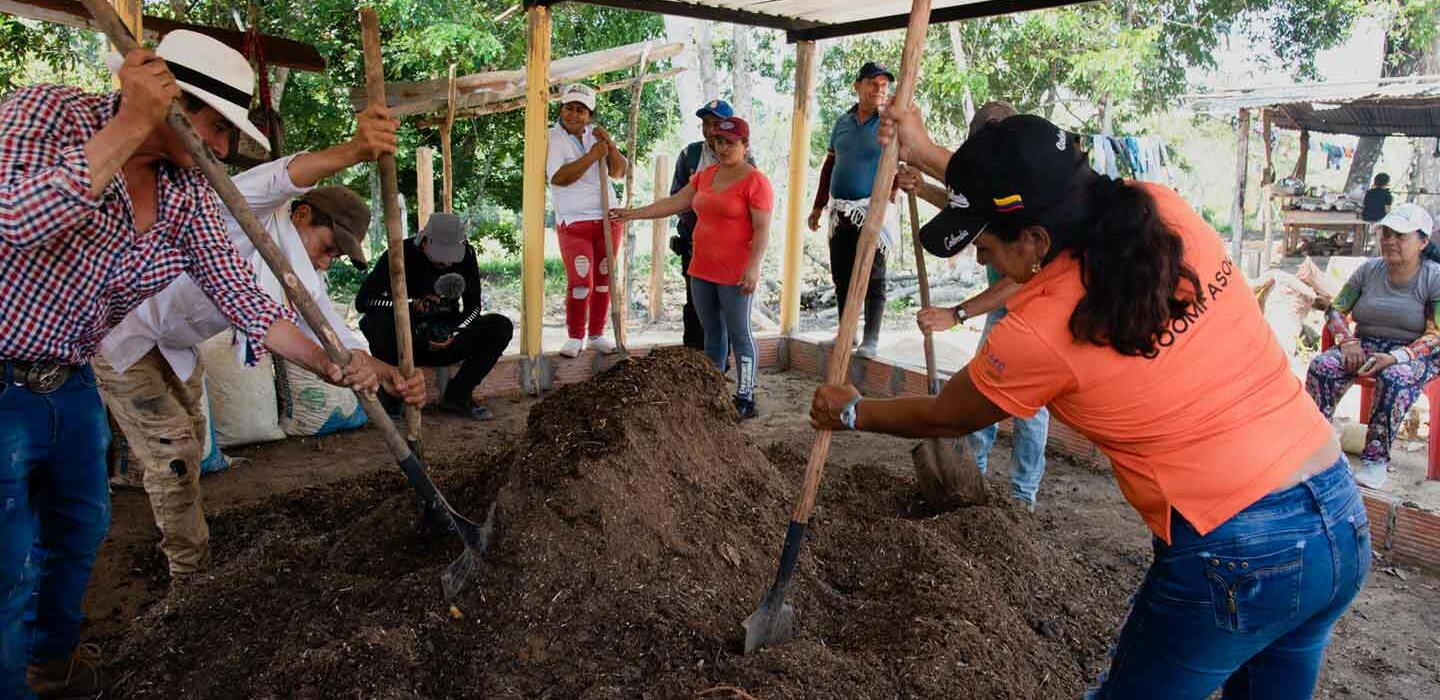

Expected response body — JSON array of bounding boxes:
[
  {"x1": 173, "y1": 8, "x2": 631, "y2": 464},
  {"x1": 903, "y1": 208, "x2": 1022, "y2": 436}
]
[
  {"x1": 415, "y1": 66, "x2": 684, "y2": 126},
  {"x1": 351, "y1": 39, "x2": 683, "y2": 117},
  {"x1": 0, "y1": 0, "x2": 326, "y2": 72}
]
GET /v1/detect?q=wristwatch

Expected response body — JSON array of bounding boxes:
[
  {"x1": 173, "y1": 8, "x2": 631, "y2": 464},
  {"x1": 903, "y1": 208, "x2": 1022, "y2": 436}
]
[
  {"x1": 952, "y1": 304, "x2": 970, "y2": 326},
  {"x1": 839, "y1": 396, "x2": 863, "y2": 431}
]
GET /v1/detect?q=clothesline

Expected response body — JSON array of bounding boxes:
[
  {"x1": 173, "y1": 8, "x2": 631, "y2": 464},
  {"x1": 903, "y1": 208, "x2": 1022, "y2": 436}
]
[{"x1": 1087, "y1": 134, "x2": 1173, "y2": 184}]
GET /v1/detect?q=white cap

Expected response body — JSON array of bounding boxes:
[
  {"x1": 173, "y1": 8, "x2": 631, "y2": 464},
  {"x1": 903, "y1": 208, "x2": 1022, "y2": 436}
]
[
  {"x1": 107, "y1": 30, "x2": 267, "y2": 152},
  {"x1": 1372, "y1": 202, "x2": 1435, "y2": 237},
  {"x1": 558, "y1": 83, "x2": 596, "y2": 112}
]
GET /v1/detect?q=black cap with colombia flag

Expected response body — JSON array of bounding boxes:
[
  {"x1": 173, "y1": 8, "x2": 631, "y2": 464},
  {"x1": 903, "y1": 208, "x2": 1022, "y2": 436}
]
[{"x1": 919, "y1": 115, "x2": 1093, "y2": 258}]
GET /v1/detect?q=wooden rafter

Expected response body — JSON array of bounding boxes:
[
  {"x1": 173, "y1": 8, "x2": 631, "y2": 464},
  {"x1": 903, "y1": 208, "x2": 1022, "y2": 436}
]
[
  {"x1": 350, "y1": 39, "x2": 682, "y2": 117},
  {"x1": 0, "y1": 0, "x2": 326, "y2": 71},
  {"x1": 413, "y1": 66, "x2": 684, "y2": 126}
]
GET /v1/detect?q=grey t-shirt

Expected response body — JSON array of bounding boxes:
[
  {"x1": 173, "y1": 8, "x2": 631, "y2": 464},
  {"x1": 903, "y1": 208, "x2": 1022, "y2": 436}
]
[{"x1": 1346, "y1": 259, "x2": 1440, "y2": 341}]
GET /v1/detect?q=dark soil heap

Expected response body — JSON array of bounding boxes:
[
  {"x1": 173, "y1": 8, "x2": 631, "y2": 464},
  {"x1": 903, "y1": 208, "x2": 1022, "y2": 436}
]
[{"x1": 110, "y1": 348, "x2": 1135, "y2": 699}]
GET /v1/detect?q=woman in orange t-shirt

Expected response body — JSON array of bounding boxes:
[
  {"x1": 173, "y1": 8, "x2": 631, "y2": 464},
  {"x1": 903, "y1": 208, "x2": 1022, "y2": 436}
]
[
  {"x1": 811, "y1": 113, "x2": 1369, "y2": 699},
  {"x1": 613, "y1": 116, "x2": 773, "y2": 418}
]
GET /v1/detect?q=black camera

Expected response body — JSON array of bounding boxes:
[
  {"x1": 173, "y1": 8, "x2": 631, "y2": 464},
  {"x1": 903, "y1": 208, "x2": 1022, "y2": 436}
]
[{"x1": 415, "y1": 273, "x2": 466, "y2": 344}]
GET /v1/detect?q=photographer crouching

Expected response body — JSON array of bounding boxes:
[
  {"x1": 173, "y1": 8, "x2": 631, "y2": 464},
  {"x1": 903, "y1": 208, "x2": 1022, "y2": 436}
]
[{"x1": 356, "y1": 213, "x2": 514, "y2": 421}]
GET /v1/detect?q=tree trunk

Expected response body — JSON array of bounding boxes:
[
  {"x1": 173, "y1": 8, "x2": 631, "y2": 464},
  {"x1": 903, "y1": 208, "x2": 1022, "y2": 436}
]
[
  {"x1": 1408, "y1": 35, "x2": 1440, "y2": 205},
  {"x1": 1344, "y1": 28, "x2": 1427, "y2": 194},
  {"x1": 731, "y1": 25, "x2": 752, "y2": 119},
  {"x1": 946, "y1": 22, "x2": 974, "y2": 127},
  {"x1": 696, "y1": 21, "x2": 719, "y2": 104},
  {"x1": 664, "y1": 15, "x2": 702, "y2": 144}
]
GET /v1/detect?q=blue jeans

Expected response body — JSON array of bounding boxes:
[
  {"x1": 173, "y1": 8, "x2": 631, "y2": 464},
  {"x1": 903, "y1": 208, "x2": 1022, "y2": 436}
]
[
  {"x1": 690, "y1": 277, "x2": 756, "y2": 401},
  {"x1": 966, "y1": 308, "x2": 1048, "y2": 502},
  {"x1": 1089, "y1": 457, "x2": 1370, "y2": 699},
  {"x1": 0, "y1": 365, "x2": 111, "y2": 700}
]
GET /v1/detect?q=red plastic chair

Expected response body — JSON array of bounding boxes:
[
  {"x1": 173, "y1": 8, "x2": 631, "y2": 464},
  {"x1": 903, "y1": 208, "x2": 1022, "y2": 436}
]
[{"x1": 1320, "y1": 326, "x2": 1440, "y2": 480}]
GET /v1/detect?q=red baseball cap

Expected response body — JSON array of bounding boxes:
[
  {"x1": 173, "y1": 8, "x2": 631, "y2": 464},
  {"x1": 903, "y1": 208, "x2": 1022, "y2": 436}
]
[{"x1": 712, "y1": 116, "x2": 750, "y2": 142}]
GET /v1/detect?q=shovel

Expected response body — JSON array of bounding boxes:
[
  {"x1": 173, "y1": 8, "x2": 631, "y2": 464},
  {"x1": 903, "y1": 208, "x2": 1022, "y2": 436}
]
[
  {"x1": 906, "y1": 191, "x2": 987, "y2": 512},
  {"x1": 743, "y1": 0, "x2": 933, "y2": 654},
  {"x1": 598, "y1": 164, "x2": 630, "y2": 356},
  {"x1": 80, "y1": 0, "x2": 494, "y2": 603}
]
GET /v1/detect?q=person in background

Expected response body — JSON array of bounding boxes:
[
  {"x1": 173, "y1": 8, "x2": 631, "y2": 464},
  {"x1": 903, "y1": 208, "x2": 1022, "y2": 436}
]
[
  {"x1": 1307, "y1": 203, "x2": 1439, "y2": 489},
  {"x1": 813, "y1": 110, "x2": 1368, "y2": 697},
  {"x1": 0, "y1": 31, "x2": 378, "y2": 698},
  {"x1": 613, "y1": 117, "x2": 773, "y2": 418},
  {"x1": 356, "y1": 213, "x2": 514, "y2": 422},
  {"x1": 670, "y1": 99, "x2": 755, "y2": 353},
  {"x1": 808, "y1": 61, "x2": 898, "y2": 359},
  {"x1": 97, "y1": 110, "x2": 426, "y2": 582},
  {"x1": 546, "y1": 83, "x2": 628, "y2": 358},
  {"x1": 1361, "y1": 172, "x2": 1392, "y2": 224},
  {"x1": 901, "y1": 100, "x2": 1049, "y2": 511}
]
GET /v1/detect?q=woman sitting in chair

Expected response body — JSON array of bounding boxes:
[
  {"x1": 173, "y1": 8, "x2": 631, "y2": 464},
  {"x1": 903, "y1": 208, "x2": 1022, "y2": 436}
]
[{"x1": 1307, "y1": 203, "x2": 1440, "y2": 488}]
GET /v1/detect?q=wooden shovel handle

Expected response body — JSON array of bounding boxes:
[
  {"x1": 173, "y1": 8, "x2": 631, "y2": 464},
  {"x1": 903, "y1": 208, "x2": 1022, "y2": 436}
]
[
  {"x1": 359, "y1": 8, "x2": 421, "y2": 442},
  {"x1": 791, "y1": 0, "x2": 933, "y2": 523},
  {"x1": 907, "y1": 190, "x2": 940, "y2": 393},
  {"x1": 76, "y1": 0, "x2": 414, "y2": 461},
  {"x1": 598, "y1": 165, "x2": 628, "y2": 353}
]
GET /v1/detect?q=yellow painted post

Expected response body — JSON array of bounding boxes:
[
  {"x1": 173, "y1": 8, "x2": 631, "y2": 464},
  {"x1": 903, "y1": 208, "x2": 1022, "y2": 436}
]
[
  {"x1": 649, "y1": 155, "x2": 670, "y2": 322},
  {"x1": 520, "y1": 5, "x2": 552, "y2": 365},
  {"x1": 780, "y1": 40, "x2": 817, "y2": 336},
  {"x1": 110, "y1": 0, "x2": 140, "y2": 88},
  {"x1": 416, "y1": 147, "x2": 434, "y2": 230}
]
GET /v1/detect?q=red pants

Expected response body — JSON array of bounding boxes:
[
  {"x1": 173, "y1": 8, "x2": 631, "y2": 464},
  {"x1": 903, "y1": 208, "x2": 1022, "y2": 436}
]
[{"x1": 557, "y1": 219, "x2": 623, "y2": 339}]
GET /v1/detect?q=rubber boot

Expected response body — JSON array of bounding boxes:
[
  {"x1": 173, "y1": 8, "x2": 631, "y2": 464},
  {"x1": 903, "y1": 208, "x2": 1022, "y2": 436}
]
[
  {"x1": 856, "y1": 296, "x2": 884, "y2": 358},
  {"x1": 27, "y1": 645, "x2": 106, "y2": 698}
]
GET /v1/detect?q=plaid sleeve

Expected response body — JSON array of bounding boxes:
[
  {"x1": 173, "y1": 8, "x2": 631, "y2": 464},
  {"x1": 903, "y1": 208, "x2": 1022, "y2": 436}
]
[
  {"x1": 182, "y1": 185, "x2": 294, "y2": 363},
  {"x1": 0, "y1": 85, "x2": 104, "y2": 249}
]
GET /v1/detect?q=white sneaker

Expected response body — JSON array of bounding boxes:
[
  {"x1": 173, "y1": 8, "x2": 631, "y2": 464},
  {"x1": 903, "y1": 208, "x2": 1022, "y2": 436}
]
[
  {"x1": 559, "y1": 338, "x2": 584, "y2": 358},
  {"x1": 587, "y1": 335, "x2": 617, "y2": 354},
  {"x1": 1354, "y1": 460, "x2": 1389, "y2": 489}
]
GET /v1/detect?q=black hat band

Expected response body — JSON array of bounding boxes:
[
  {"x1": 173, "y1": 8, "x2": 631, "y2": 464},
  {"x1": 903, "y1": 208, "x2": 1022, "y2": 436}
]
[{"x1": 166, "y1": 60, "x2": 252, "y2": 112}]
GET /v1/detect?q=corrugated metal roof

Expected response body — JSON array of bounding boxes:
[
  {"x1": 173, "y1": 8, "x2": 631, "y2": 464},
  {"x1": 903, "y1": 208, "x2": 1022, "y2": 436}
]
[
  {"x1": 540, "y1": 0, "x2": 1092, "y2": 42},
  {"x1": 1182, "y1": 77, "x2": 1440, "y2": 137}
]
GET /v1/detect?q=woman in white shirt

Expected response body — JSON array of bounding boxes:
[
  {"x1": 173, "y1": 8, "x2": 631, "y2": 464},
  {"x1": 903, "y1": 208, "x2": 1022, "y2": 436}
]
[{"x1": 545, "y1": 83, "x2": 629, "y2": 357}]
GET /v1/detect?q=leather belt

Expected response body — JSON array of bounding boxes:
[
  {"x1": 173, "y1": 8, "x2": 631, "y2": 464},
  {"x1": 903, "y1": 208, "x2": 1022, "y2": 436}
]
[{"x1": 3, "y1": 360, "x2": 77, "y2": 394}]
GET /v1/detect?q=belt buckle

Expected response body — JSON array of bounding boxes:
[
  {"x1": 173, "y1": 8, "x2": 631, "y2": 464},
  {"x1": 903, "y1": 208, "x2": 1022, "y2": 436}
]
[{"x1": 25, "y1": 363, "x2": 66, "y2": 394}]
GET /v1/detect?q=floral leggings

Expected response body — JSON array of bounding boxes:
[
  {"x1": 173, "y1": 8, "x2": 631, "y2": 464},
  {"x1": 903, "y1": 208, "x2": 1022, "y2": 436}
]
[{"x1": 1305, "y1": 336, "x2": 1440, "y2": 464}]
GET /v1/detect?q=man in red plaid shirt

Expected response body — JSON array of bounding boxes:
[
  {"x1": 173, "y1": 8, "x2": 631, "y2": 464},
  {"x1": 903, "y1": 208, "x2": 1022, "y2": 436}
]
[{"x1": 0, "y1": 31, "x2": 419, "y2": 699}]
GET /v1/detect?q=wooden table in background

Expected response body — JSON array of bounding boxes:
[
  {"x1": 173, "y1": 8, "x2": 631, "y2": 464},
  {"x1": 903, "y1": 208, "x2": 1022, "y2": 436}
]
[{"x1": 1282, "y1": 209, "x2": 1368, "y2": 255}]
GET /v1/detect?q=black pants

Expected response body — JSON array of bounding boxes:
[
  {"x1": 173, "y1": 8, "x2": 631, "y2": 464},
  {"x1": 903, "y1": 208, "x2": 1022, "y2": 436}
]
[
  {"x1": 828, "y1": 215, "x2": 886, "y2": 337},
  {"x1": 360, "y1": 313, "x2": 513, "y2": 403},
  {"x1": 673, "y1": 234, "x2": 704, "y2": 351}
]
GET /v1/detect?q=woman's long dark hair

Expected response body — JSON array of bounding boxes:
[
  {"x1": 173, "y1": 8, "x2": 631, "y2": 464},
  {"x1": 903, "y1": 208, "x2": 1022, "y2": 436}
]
[
  {"x1": 994, "y1": 178, "x2": 1202, "y2": 358},
  {"x1": 1068, "y1": 180, "x2": 1203, "y2": 357}
]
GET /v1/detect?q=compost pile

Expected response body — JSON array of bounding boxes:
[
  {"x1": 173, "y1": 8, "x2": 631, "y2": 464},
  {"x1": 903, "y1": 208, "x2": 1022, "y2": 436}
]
[{"x1": 110, "y1": 348, "x2": 1137, "y2": 699}]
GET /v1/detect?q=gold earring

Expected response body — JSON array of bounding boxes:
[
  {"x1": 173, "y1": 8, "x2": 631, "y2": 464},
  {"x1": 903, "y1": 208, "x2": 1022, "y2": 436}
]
[{"x1": 1030, "y1": 259, "x2": 1042, "y2": 274}]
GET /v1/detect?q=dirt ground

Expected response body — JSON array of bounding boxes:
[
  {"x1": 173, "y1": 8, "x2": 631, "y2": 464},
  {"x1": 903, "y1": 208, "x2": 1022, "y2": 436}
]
[{"x1": 86, "y1": 356, "x2": 1440, "y2": 699}]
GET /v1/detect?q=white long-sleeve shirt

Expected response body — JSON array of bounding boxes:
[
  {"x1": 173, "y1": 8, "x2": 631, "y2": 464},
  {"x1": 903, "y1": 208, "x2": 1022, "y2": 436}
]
[{"x1": 101, "y1": 154, "x2": 366, "y2": 380}]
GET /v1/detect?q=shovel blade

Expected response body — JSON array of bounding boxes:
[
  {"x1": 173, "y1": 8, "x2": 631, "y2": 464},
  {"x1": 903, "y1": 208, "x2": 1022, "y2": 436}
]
[
  {"x1": 912, "y1": 438, "x2": 987, "y2": 512},
  {"x1": 742, "y1": 593, "x2": 795, "y2": 654},
  {"x1": 440, "y1": 501, "x2": 497, "y2": 602}
]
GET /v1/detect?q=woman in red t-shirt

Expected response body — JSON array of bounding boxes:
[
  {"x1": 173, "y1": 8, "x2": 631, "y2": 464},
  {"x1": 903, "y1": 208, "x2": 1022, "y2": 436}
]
[{"x1": 613, "y1": 116, "x2": 773, "y2": 418}]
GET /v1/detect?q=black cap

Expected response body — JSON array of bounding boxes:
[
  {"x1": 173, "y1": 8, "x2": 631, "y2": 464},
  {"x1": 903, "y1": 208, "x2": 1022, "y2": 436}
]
[
  {"x1": 922, "y1": 115, "x2": 1094, "y2": 252},
  {"x1": 855, "y1": 61, "x2": 894, "y2": 82}
]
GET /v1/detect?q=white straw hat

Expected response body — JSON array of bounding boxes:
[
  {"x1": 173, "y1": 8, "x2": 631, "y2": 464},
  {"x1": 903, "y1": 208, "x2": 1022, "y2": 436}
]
[{"x1": 108, "y1": 30, "x2": 268, "y2": 152}]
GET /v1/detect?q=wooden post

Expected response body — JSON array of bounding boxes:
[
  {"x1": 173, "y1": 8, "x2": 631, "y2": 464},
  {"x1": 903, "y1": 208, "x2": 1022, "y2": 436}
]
[
  {"x1": 1229, "y1": 108, "x2": 1250, "y2": 263},
  {"x1": 360, "y1": 8, "x2": 421, "y2": 444},
  {"x1": 780, "y1": 40, "x2": 817, "y2": 336},
  {"x1": 1260, "y1": 109, "x2": 1275, "y2": 269},
  {"x1": 621, "y1": 46, "x2": 650, "y2": 339},
  {"x1": 520, "y1": 5, "x2": 551, "y2": 371},
  {"x1": 110, "y1": 0, "x2": 140, "y2": 89},
  {"x1": 416, "y1": 147, "x2": 435, "y2": 230},
  {"x1": 440, "y1": 63, "x2": 457, "y2": 213},
  {"x1": 648, "y1": 155, "x2": 669, "y2": 323}
]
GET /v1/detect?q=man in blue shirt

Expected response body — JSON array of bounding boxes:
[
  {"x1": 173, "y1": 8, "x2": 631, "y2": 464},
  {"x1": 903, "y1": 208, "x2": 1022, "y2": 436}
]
[{"x1": 809, "y1": 62, "x2": 896, "y2": 358}]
